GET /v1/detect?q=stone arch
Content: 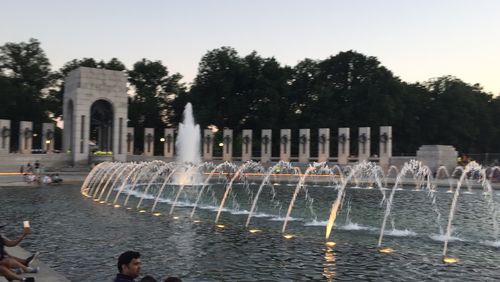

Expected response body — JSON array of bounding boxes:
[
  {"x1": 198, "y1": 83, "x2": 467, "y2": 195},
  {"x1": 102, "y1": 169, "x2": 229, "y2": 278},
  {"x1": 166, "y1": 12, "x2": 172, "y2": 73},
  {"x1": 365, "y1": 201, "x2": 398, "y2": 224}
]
[
  {"x1": 90, "y1": 99, "x2": 114, "y2": 152},
  {"x1": 63, "y1": 67, "x2": 128, "y2": 165}
]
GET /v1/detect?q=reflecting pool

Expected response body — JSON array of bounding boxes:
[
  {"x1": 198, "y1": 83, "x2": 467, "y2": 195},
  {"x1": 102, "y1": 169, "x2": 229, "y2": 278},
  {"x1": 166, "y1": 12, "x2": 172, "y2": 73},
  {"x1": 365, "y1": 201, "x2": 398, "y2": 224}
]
[{"x1": 1, "y1": 179, "x2": 499, "y2": 281}]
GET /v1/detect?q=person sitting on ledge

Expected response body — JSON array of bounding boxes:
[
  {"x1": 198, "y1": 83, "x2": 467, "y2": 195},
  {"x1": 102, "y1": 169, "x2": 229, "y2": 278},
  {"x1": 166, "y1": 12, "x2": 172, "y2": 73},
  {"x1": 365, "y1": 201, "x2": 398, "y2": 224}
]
[
  {"x1": 0, "y1": 224, "x2": 38, "y2": 282},
  {"x1": 115, "y1": 251, "x2": 141, "y2": 282},
  {"x1": 51, "y1": 173, "x2": 63, "y2": 184}
]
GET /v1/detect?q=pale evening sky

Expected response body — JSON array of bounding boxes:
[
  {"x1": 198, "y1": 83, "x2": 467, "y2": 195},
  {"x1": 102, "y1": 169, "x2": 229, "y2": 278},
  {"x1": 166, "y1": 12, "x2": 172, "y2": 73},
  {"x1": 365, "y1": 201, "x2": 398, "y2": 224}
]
[{"x1": 1, "y1": 0, "x2": 499, "y2": 94}]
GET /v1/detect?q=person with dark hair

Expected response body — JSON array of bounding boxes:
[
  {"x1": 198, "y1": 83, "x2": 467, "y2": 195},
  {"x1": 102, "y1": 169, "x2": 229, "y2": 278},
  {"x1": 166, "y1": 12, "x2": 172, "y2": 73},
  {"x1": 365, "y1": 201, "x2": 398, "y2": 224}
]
[
  {"x1": 139, "y1": 275, "x2": 158, "y2": 282},
  {"x1": 115, "y1": 251, "x2": 141, "y2": 282},
  {"x1": 163, "y1": 277, "x2": 182, "y2": 282}
]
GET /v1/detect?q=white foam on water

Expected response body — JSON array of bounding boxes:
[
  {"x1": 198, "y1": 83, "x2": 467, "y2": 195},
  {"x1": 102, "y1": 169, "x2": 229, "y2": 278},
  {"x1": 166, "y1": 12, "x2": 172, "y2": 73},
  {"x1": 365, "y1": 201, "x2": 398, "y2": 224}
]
[
  {"x1": 429, "y1": 233, "x2": 465, "y2": 242},
  {"x1": 230, "y1": 209, "x2": 250, "y2": 215},
  {"x1": 480, "y1": 240, "x2": 500, "y2": 247},
  {"x1": 340, "y1": 222, "x2": 374, "y2": 231},
  {"x1": 251, "y1": 212, "x2": 274, "y2": 218},
  {"x1": 385, "y1": 228, "x2": 417, "y2": 237},
  {"x1": 269, "y1": 216, "x2": 301, "y2": 222},
  {"x1": 304, "y1": 220, "x2": 328, "y2": 226}
]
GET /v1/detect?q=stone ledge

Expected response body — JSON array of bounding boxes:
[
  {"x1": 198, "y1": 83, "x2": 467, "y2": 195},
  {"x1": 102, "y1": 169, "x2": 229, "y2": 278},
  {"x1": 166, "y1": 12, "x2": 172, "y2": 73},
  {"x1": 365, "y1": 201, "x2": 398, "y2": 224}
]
[{"x1": 0, "y1": 246, "x2": 69, "y2": 282}]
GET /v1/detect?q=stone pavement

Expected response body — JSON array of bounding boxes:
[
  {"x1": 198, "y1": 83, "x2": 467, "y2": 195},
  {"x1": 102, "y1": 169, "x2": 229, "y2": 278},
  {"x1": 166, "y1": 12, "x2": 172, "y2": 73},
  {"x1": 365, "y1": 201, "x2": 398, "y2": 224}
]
[{"x1": 0, "y1": 246, "x2": 69, "y2": 282}]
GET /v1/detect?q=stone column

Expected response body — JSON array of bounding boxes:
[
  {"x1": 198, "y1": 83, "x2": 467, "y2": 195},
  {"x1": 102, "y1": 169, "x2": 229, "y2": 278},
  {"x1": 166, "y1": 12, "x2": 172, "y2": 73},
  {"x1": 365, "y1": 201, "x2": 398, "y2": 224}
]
[
  {"x1": 358, "y1": 127, "x2": 371, "y2": 162},
  {"x1": 19, "y1": 121, "x2": 33, "y2": 154},
  {"x1": 113, "y1": 110, "x2": 128, "y2": 162},
  {"x1": 261, "y1": 129, "x2": 272, "y2": 163},
  {"x1": 318, "y1": 128, "x2": 330, "y2": 163},
  {"x1": 222, "y1": 129, "x2": 233, "y2": 161},
  {"x1": 298, "y1": 129, "x2": 310, "y2": 163},
  {"x1": 144, "y1": 128, "x2": 154, "y2": 156},
  {"x1": 126, "y1": 128, "x2": 134, "y2": 155},
  {"x1": 241, "y1": 129, "x2": 252, "y2": 162},
  {"x1": 280, "y1": 129, "x2": 291, "y2": 162},
  {"x1": 337, "y1": 128, "x2": 350, "y2": 165},
  {"x1": 0, "y1": 119, "x2": 11, "y2": 154},
  {"x1": 164, "y1": 128, "x2": 175, "y2": 158},
  {"x1": 379, "y1": 126, "x2": 392, "y2": 169},
  {"x1": 42, "y1": 123, "x2": 55, "y2": 153},
  {"x1": 203, "y1": 129, "x2": 213, "y2": 161}
]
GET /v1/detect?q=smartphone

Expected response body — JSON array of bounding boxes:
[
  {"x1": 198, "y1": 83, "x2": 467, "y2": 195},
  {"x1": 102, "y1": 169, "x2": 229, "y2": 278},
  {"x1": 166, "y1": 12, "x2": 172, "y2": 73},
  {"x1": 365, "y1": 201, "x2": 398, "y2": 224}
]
[{"x1": 23, "y1": 221, "x2": 30, "y2": 228}]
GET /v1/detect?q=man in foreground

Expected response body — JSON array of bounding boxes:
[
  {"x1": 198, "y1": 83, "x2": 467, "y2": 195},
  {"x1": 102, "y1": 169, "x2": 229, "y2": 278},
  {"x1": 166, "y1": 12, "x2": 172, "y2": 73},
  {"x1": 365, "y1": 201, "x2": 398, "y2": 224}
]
[{"x1": 115, "y1": 251, "x2": 141, "y2": 282}]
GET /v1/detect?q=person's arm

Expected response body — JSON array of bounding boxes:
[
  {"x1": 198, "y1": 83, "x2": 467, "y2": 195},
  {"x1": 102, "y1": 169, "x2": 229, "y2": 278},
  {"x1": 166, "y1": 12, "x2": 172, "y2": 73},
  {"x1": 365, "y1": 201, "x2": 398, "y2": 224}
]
[{"x1": 2, "y1": 227, "x2": 30, "y2": 247}]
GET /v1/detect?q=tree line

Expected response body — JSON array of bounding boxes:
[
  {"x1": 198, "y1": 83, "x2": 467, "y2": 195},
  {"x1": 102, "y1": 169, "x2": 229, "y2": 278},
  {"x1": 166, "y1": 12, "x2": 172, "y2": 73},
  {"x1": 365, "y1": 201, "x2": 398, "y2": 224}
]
[{"x1": 1, "y1": 38, "x2": 499, "y2": 155}]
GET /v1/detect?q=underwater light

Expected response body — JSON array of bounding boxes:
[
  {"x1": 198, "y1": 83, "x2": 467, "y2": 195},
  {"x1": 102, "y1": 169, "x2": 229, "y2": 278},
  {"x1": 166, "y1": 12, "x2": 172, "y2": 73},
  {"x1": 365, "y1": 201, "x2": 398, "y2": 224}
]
[
  {"x1": 173, "y1": 216, "x2": 179, "y2": 220},
  {"x1": 249, "y1": 229, "x2": 261, "y2": 234},
  {"x1": 193, "y1": 220, "x2": 202, "y2": 223},
  {"x1": 216, "y1": 224, "x2": 225, "y2": 228},
  {"x1": 283, "y1": 234, "x2": 295, "y2": 239},
  {"x1": 153, "y1": 212, "x2": 162, "y2": 216},
  {"x1": 325, "y1": 241, "x2": 336, "y2": 247},
  {"x1": 99, "y1": 201, "x2": 106, "y2": 204},
  {"x1": 93, "y1": 199, "x2": 100, "y2": 202},
  {"x1": 442, "y1": 256, "x2": 459, "y2": 264},
  {"x1": 378, "y1": 247, "x2": 395, "y2": 253},
  {"x1": 113, "y1": 204, "x2": 121, "y2": 208},
  {"x1": 126, "y1": 207, "x2": 132, "y2": 210},
  {"x1": 138, "y1": 210, "x2": 146, "y2": 213}
]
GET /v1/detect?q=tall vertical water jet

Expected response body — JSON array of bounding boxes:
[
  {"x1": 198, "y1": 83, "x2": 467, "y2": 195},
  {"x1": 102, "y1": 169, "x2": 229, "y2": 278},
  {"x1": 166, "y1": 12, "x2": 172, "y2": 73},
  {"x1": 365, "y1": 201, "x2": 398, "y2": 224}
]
[
  {"x1": 176, "y1": 103, "x2": 201, "y2": 165},
  {"x1": 174, "y1": 103, "x2": 201, "y2": 184}
]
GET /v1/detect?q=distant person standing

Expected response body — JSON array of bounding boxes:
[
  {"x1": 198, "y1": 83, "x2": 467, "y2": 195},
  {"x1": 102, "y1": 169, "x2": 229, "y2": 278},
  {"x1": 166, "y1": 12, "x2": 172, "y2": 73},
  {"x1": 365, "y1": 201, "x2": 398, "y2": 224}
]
[
  {"x1": 115, "y1": 251, "x2": 141, "y2": 282},
  {"x1": 33, "y1": 160, "x2": 41, "y2": 177}
]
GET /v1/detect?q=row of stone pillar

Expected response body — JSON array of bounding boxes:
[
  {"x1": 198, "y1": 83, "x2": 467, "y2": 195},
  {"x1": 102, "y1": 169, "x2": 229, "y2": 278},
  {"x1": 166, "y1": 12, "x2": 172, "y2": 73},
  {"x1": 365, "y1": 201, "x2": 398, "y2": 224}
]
[
  {"x1": 128, "y1": 126, "x2": 392, "y2": 165},
  {"x1": 0, "y1": 120, "x2": 55, "y2": 154}
]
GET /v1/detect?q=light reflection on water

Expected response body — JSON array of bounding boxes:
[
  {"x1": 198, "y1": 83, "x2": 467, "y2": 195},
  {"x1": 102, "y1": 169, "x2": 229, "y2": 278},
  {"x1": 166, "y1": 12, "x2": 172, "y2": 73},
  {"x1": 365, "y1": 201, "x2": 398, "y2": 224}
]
[{"x1": 0, "y1": 184, "x2": 499, "y2": 281}]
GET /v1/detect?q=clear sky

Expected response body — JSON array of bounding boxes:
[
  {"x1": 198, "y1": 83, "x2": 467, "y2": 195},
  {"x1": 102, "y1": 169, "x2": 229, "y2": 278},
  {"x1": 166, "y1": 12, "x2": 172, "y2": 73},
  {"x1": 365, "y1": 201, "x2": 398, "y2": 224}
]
[{"x1": 2, "y1": 0, "x2": 499, "y2": 94}]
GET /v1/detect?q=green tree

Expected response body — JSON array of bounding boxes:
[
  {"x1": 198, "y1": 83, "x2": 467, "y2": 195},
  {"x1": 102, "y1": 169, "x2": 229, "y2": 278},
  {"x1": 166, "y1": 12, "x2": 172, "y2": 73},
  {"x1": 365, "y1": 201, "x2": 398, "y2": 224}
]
[
  {"x1": 189, "y1": 47, "x2": 292, "y2": 132},
  {"x1": 422, "y1": 76, "x2": 495, "y2": 153},
  {"x1": 128, "y1": 58, "x2": 186, "y2": 128},
  {"x1": 0, "y1": 38, "x2": 53, "y2": 121},
  {"x1": 189, "y1": 47, "x2": 247, "y2": 130}
]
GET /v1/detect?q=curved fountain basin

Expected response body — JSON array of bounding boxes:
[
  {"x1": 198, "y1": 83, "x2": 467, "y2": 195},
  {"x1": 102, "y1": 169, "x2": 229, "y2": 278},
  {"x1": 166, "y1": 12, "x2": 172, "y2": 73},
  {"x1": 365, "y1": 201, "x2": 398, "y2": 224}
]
[{"x1": 1, "y1": 182, "x2": 499, "y2": 281}]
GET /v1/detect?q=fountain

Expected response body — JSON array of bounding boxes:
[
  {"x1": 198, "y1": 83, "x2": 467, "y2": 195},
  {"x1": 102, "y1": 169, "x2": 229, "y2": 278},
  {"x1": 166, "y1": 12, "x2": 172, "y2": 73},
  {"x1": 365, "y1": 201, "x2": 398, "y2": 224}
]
[
  {"x1": 76, "y1": 104, "x2": 500, "y2": 280},
  {"x1": 81, "y1": 158, "x2": 500, "y2": 260},
  {"x1": 173, "y1": 102, "x2": 201, "y2": 185}
]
